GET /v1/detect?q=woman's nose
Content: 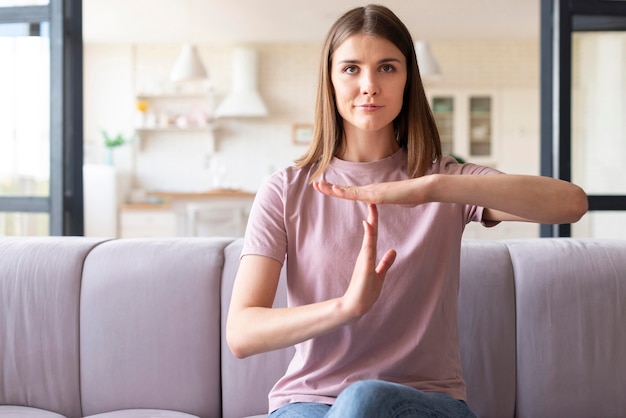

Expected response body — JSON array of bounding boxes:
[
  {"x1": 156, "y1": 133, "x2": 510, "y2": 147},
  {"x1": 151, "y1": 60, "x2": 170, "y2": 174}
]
[{"x1": 360, "y1": 72, "x2": 379, "y2": 96}]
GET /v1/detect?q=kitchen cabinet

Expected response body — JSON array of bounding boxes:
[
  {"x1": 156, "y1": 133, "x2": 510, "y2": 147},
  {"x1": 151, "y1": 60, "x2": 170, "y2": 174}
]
[
  {"x1": 428, "y1": 90, "x2": 498, "y2": 165},
  {"x1": 120, "y1": 196, "x2": 255, "y2": 238},
  {"x1": 134, "y1": 92, "x2": 217, "y2": 152},
  {"x1": 119, "y1": 204, "x2": 177, "y2": 238},
  {"x1": 142, "y1": 190, "x2": 255, "y2": 237}
]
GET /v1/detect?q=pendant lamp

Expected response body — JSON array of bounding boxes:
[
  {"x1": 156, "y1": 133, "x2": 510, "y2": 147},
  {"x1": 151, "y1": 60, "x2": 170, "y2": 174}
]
[
  {"x1": 415, "y1": 41, "x2": 441, "y2": 77},
  {"x1": 170, "y1": 43, "x2": 208, "y2": 82}
]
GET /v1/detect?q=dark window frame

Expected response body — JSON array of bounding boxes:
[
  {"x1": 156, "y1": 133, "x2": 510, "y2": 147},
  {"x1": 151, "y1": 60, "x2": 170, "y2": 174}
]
[
  {"x1": 0, "y1": 1, "x2": 83, "y2": 235},
  {"x1": 540, "y1": 0, "x2": 626, "y2": 237}
]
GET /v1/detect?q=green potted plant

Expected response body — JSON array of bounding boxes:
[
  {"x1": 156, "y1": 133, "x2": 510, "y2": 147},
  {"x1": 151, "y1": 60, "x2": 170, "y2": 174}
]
[{"x1": 101, "y1": 130, "x2": 127, "y2": 165}]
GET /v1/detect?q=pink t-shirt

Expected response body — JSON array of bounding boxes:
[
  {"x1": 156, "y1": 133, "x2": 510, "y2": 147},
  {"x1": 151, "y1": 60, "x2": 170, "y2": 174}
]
[{"x1": 242, "y1": 149, "x2": 500, "y2": 412}]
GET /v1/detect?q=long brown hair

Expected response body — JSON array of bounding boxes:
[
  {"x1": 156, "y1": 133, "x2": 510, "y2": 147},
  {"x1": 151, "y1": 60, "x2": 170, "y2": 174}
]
[{"x1": 294, "y1": 4, "x2": 441, "y2": 180}]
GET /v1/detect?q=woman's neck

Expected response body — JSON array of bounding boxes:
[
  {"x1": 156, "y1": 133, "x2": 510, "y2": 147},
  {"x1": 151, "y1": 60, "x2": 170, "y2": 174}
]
[{"x1": 336, "y1": 124, "x2": 399, "y2": 162}]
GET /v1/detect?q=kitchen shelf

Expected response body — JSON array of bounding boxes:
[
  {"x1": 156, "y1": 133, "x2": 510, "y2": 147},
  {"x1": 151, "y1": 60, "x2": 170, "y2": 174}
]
[
  {"x1": 136, "y1": 126, "x2": 215, "y2": 133},
  {"x1": 135, "y1": 128, "x2": 216, "y2": 152},
  {"x1": 134, "y1": 91, "x2": 217, "y2": 152},
  {"x1": 136, "y1": 93, "x2": 213, "y2": 100}
]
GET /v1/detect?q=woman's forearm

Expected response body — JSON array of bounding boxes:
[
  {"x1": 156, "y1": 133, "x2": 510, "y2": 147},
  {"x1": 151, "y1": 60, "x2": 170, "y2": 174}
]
[
  {"x1": 227, "y1": 297, "x2": 355, "y2": 359},
  {"x1": 427, "y1": 174, "x2": 588, "y2": 224},
  {"x1": 226, "y1": 256, "x2": 354, "y2": 359}
]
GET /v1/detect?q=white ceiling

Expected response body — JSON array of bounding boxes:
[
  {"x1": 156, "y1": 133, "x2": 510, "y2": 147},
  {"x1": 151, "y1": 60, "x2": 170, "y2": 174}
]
[{"x1": 83, "y1": 0, "x2": 540, "y2": 44}]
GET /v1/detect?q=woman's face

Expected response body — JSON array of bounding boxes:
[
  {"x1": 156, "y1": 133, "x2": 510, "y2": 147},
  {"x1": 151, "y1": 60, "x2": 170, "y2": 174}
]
[{"x1": 330, "y1": 33, "x2": 407, "y2": 134}]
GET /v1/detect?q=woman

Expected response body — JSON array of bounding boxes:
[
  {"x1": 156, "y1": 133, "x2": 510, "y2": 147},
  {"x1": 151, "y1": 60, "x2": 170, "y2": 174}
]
[{"x1": 227, "y1": 4, "x2": 587, "y2": 417}]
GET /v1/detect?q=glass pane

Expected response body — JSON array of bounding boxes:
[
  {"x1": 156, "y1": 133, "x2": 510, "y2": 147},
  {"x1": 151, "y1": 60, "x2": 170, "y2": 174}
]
[
  {"x1": 432, "y1": 97, "x2": 454, "y2": 155},
  {"x1": 469, "y1": 96, "x2": 491, "y2": 156},
  {"x1": 0, "y1": 1, "x2": 48, "y2": 6},
  {"x1": 572, "y1": 32, "x2": 626, "y2": 195},
  {"x1": 0, "y1": 23, "x2": 50, "y2": 197},
  {"x1": 0, "y1": 211, "x2": 49, "y2": 235},
  {"x1": 572, "y1": 211, "x2": 626, "y2": 239}
]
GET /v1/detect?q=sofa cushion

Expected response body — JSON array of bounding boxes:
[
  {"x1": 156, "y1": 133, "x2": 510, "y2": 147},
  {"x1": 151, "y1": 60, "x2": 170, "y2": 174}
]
[
  {"x1": 458, "y1": 240, "x2": 516, "y2": 418},
  {"x1": 0, "y1": 405, "x2": 68, "y2": 417},
  {"x1": 220, "y1": 239, "x2": 295, "y2": 418},
  {"x1": 83, "y1": 408, "x2": 199, "y2": 417},
  {"x1": 79, "y1": 238, "x2": 232, "y2": 418},
  {"x1": 0, "y1": 237, "x2": 107, "y2": 418},
  {"x1": 509, "y1": 238, "x2": 626, "y2": 418}
]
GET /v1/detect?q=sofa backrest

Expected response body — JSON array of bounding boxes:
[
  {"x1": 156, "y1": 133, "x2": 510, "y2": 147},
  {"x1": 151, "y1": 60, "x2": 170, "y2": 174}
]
[
  {"x1": 458, "y1": 240, "x2": 517, "y2": 418},
  {"x1": 3, "y1": 236, "x2": 625, "y2": 418},
  {"x1": 0, "y1": 237, "x2": 107, "y2": 418},
  {"x1": 508, "y1": 238, "x2": 626, "y2": 418},
  {"x1": 79, "y1": 237, "x2": 232, "y2": 418},
  {"x1": 220, "y1": 239, "x2": 295, "y2": 418}
]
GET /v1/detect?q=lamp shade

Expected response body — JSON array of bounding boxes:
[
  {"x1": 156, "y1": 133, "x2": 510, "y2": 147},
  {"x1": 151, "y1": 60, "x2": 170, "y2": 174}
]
[
  {"x1": 170, "y1": 43, "x2": 208, "y2": 82},
  {"x1": 415, "y1": 41, "x2": 440, "y2": 77}
]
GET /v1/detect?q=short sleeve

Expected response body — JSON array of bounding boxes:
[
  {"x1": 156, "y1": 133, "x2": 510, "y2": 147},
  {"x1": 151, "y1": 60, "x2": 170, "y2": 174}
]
[
  {"x1": 437, "y1": 156, "x2": 503, "y2": 227},
  {"x1": 241, "y1": 171, "x2": 288, "y2": 264}
]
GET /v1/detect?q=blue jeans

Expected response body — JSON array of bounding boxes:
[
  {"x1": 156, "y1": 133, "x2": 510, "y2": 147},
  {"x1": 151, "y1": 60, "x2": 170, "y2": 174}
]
[{"x1": 269, "y1": 380, "x2": 477, "y2": 417}]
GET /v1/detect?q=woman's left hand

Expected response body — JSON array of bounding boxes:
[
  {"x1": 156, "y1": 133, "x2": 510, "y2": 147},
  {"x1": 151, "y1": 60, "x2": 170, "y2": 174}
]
[{"x1": 313, "y1": 178, "x2": 428, "y2": 207}]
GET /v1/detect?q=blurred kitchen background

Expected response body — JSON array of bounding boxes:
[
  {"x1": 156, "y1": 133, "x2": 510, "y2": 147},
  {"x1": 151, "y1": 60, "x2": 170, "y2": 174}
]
[{"x1": 2, "y1": 0, "x2": 625, "y2": 239}]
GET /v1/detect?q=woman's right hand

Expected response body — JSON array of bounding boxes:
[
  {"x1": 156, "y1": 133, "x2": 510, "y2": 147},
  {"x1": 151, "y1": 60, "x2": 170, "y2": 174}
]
[
  {"x1": 340, "y1": 203, "x2": 397, "y2": 320},
  {"x1": 227, "y1": 203, "x2": 396, "y2": 358}
]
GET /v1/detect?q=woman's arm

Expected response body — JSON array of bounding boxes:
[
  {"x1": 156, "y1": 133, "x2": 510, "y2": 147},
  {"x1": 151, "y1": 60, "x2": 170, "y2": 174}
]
[
  {"x1": 226, "y1": 204, "x2": 397, "y2": 359},
  {"x1": 226, "y1": 254, "x2": 348, "y2": 358},
  {"x1": 313, "y1": 174, "x2": 588, "y2": 224}
]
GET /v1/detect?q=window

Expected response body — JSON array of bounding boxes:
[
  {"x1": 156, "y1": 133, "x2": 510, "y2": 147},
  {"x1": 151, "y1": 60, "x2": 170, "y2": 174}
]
[
  {"x1": 541, "y1": 0, "x2": 626, "y2": 237},
  {"x1": 0, "y1": 1, "x2": 83, "y2": 236}
]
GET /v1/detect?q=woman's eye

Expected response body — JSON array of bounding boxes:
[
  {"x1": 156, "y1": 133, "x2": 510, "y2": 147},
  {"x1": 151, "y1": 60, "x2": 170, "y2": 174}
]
[
  {"x1": 344, "y1": 65, "x2": 358, "y2": 74},
  {"x1": 381, "y1": 64, "x2": 395, "y2": 72}
]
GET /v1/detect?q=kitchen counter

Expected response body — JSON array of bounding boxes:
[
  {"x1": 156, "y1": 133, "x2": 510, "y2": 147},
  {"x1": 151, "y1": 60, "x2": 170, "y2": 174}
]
[
  {"x1": 146, "y1": 188, "x2": 255, "y2": 201},
  {"x1": 120, "y1": 203, "x2": 172, "y2": 211},
  {"x1": 121, "y1": 189, "x2": 256, "y2": 237}
]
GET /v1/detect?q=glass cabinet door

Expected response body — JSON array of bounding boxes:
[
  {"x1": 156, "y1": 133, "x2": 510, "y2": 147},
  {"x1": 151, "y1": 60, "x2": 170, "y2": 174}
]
[
  {"x1": 430, "y1": 93, "x2": 494, "y2": 161},
  {"x1": 431, "y1": 96, "x2": 454, "y2": 155},
  {"x1": 469, "y1": 96, "x2": 492, "y2": 157}
]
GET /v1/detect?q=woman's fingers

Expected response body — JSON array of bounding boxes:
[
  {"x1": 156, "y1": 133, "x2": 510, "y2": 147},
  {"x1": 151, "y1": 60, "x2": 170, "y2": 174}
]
[
  {"x1": 314, "y1": 180, "x2": 371, "y2": 202},
  {"x1": 358, "y1": 206, "x2": 376, "y2": 269},
  {"x1": 343, "y1": 203, "x2": 397, "y2": 319},
  {"x1": 366, "y1": 203, "x2": 377, "y2": 226},
  {"x1": 376, "y1": 249, "x2": 397, "y2": 276},
  {"x1": 365, "y1": 204, "x2": 396, "y2": 275}
]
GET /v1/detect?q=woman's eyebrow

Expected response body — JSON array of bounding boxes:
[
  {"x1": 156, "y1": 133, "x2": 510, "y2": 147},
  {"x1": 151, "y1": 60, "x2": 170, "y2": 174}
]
[{"x1": 335, "y1": 57, "x2": 403, "y2": 65}]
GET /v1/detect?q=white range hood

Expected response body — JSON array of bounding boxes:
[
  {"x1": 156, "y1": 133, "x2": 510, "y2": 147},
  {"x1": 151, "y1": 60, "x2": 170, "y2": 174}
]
[{"x1": 214, "y1": 47, "x2": 268, "y2": 118}]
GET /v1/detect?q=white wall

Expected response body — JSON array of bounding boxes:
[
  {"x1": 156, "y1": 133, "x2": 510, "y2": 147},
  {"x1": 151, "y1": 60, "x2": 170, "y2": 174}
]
[{"x1": 84, "y1": 43, "x2": 319, "y2": 193}]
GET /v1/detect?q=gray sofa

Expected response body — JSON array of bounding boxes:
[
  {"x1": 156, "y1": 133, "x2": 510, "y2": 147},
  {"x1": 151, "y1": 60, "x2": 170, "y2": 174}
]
[{"x1": 1, "y1": 236, "x2": 625, "y2": 418}]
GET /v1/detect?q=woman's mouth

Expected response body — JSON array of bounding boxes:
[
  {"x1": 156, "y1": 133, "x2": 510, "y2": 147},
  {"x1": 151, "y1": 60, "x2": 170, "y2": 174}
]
[{"x1": 357, "y1": 104, "x2": 383, "y2": 112}]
